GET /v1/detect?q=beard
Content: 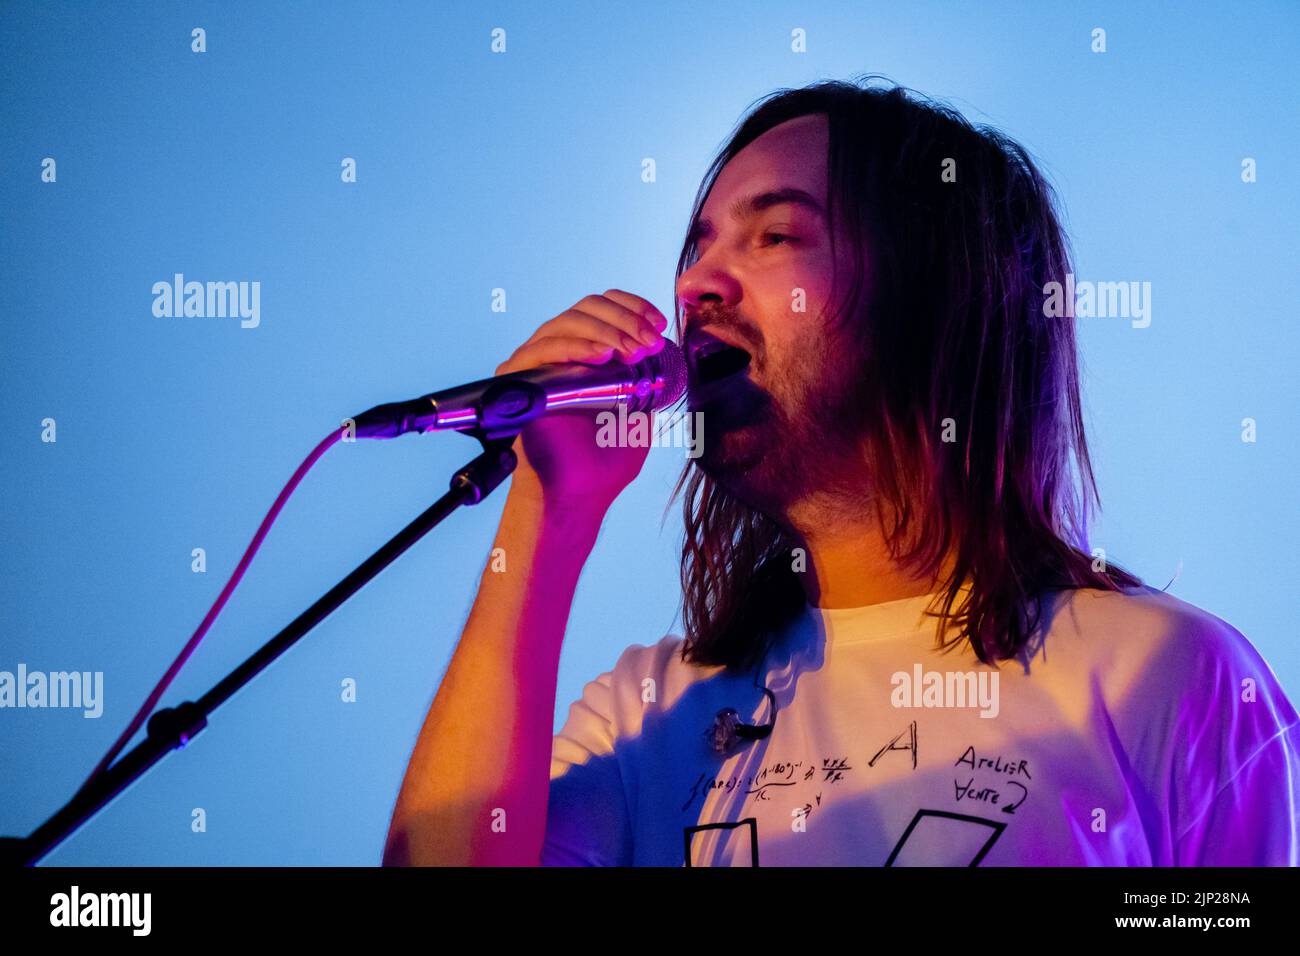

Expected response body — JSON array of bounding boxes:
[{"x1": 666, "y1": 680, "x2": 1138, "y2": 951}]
[{"x1": 688, "y1": 323, "x2": 870, "y2": 520}]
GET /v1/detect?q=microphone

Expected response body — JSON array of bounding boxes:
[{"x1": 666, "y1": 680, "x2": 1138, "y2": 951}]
[{"x1": 350, "y1": 339, "x2": 687, "y2": 440}]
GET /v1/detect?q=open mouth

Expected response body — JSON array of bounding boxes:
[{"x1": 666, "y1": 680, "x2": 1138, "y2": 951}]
[{"x1": 690, "y1": 338, "x2": 752, "y2": 386}]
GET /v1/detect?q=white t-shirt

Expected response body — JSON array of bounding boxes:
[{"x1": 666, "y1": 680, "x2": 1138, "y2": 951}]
[{"x1": 542, "y1": 584, "x2": 1300, "y2": 866}]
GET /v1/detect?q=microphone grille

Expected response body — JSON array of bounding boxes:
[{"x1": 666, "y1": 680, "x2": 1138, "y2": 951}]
[{"x1": 649, "y1": 339, "x2": 688, "y2": 411}]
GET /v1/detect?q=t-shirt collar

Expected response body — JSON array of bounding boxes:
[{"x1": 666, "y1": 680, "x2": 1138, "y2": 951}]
[{"x1": 804, "y1": 585, "x2": 968, "y2": 645}]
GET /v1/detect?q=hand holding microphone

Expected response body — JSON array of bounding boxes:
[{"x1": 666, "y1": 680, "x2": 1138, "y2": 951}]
[
  {"x1": 497, "y1": 290, "x2": 680, "y2": 515},
  {"x1": 351, "y1": 290, "x2": 685, "y2": 518}
]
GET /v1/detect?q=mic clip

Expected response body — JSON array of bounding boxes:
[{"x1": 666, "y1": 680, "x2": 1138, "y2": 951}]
[{"x1": 708, "y1": 687, "x2": 778, "y2": 756}]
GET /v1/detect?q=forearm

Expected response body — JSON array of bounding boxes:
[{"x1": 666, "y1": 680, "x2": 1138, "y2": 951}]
[{"x1": 382, "y1": 475, "x2": 603, "y2": 866}]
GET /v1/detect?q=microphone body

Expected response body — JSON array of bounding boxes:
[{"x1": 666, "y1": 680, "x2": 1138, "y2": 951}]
[{"x1": 352, "y1": 340, "x2": 686, "y2": 440}]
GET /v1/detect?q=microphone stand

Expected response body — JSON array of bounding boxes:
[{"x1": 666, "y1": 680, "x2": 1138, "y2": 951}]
[{"x1": 1, "y1": 429, "x2": 518, "y2": 866}]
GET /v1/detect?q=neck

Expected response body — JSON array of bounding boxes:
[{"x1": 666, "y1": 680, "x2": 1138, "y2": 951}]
[{"x1": 785, "y1": 492, "x2": 948, "y2": 609}]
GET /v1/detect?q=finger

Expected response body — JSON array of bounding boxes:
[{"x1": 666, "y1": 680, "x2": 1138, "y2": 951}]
[
  {"x1": 521, "y1": 310, "x2": 647, "y2": 357},
  {"x1": 495, "y1": 336, "x2": 617, "y2": 376},
  {"x1": 600, "y1": 289, "x2": 669, "y2": 332},
  {"x1": 573, "y1": 293, "x2": 663, "y2": 344},
  {"x1": 527, "y1": 330, "x2": 652, "y2": 367}
]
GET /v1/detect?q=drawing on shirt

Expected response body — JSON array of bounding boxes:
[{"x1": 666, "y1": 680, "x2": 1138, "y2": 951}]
[
  {"x1": 678, "y1": 726, "x2": 1031, "y2": 864},
  {"x1": 681, "y1": 756, "x2": 856, "y2": 813},
  {"x1": 953, "y1": 744, "x2": 1032, "y2": 813},
  {"x1": 683, "y1": 818, "x2": 759, "y2": 867},
  {"x1": 885, "y1": 809, "x2": 1006, "y2": 866},
  {"x1": 682, "y1": 809, "x2": 1006, "y2": 866},
  {"x1": 681, "y1": 721, "x2": 921, "y2": 814},
  {"x1": 869, "y1": 720, "x2": 918, "y2": 769}
]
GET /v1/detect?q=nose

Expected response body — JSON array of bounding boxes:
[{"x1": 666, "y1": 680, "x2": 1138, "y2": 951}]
[{"x1": 675, "y1": 244, "x2": 742, "y2": 320}]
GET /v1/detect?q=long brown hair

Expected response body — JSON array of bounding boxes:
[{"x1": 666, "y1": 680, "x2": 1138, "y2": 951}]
[{"x1": 673, "y1": 76, "x2": 1142, "y2": 670}]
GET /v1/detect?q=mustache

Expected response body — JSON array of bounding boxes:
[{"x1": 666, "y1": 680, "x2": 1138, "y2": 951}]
[{"x1": 683, "y1": 309, "x2": 764, "y2": 354}]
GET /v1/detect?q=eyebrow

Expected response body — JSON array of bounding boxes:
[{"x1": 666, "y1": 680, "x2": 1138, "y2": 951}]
[{"x1": 687, "y1": 187, "x2": 826, "y2": 244}]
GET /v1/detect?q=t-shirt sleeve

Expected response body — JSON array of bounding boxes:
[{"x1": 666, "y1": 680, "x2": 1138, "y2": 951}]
[
  {"x1": 1164, "y1": 614, "x2": 1300, "y2": 866},
  {"x1": 540, "y1": 651, "x2": 638, "y2": 867},
  {"x1": 1175, "y1": 722, "x2": 1300, "y2": 866}
]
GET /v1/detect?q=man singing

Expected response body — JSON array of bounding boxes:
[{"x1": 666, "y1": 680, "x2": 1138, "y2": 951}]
[{"x1": 382, "y1": 77, "x2": 1300, "y2": 866}]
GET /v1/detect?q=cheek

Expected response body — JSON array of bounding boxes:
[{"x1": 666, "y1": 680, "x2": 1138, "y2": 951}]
[
  {"x1": 784, "y1": 252, "x2": 840, "y2": 320},
  {"x1": 750, "y1": 257, "x2": 838, "y2": 330},
  {"x1": 739, "y1": 252, "x2": 843, "y2": 374},
  {"x1": 759, "y1": 257, "x2": 832, "y2": 310},
  {"x1": 756, "y1": 321, "x2": 832, "y2": 389}
]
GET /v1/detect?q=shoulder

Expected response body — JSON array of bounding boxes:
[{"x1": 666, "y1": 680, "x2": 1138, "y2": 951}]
[
  {"x1": 603, "y1": 633, "x2": 727, "y2": 702},
  {"x1": 1054, "y1": 583, "x2": 1236, "y2": 638},
  {"x1": 560, "y1": 633, "x2": 731, "y2": 742},
  {"x1": 1046, "y1": 584, "x2": 1274, "y2": 679},
  {"x1": 607, "y1": 633, "x2": 689, "y2": 675},
  {"x1": 1051, "y1": 584, "x2": 1299, "y2": 748},
  {"x1": 562, "y1": 631, "x2": 720, "y2": 706},
  {"x1": 550, "y1": 636, "x2": 695, "y2": 768}
]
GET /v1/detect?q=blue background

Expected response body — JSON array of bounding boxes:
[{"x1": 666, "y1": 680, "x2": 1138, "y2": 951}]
[{"x1": 2, "y1": 1, "x2": 1296, "y2": 865}]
